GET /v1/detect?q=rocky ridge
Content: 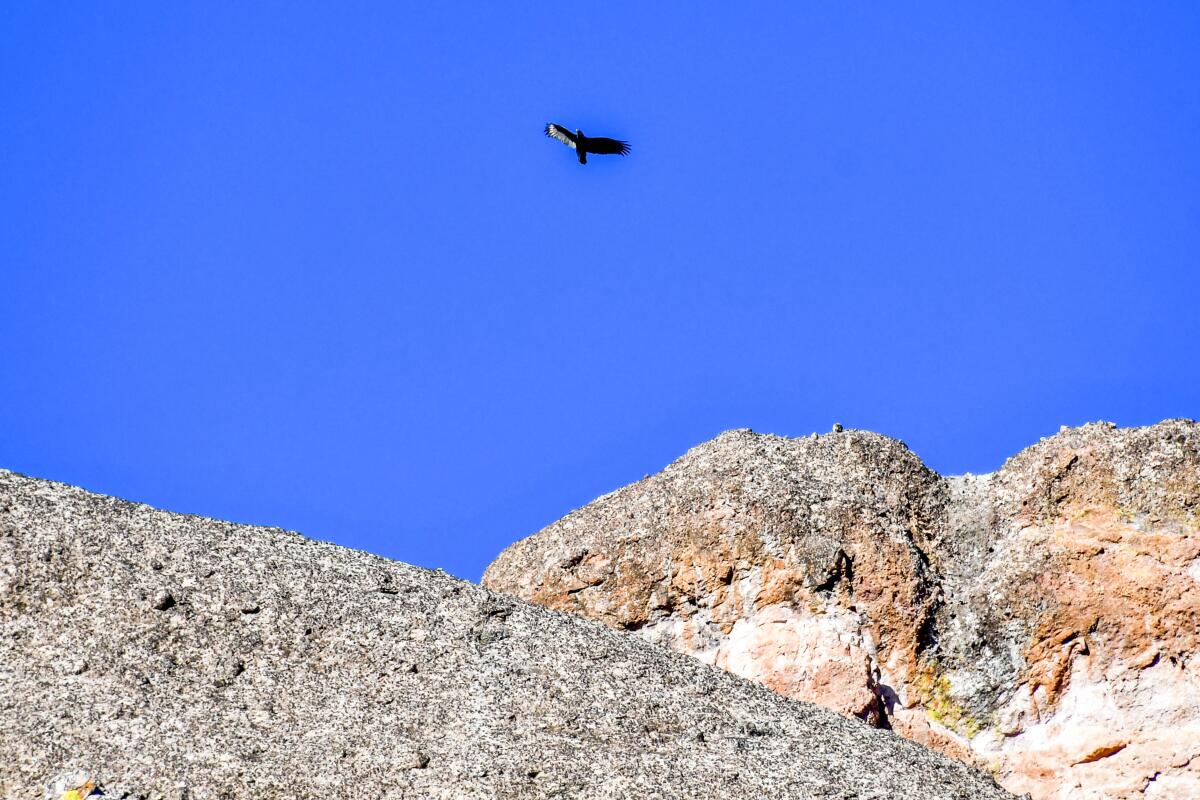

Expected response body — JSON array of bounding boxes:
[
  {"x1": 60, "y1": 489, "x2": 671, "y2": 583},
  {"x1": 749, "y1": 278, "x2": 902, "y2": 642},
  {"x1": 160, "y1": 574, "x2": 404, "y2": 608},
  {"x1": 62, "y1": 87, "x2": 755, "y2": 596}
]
[
  {"x1": 0, "y1": 469, "x2": 1015, "y2": 799},
  {"x1": 484, "y1": 420, "x2": 1200, "y2": 800}
]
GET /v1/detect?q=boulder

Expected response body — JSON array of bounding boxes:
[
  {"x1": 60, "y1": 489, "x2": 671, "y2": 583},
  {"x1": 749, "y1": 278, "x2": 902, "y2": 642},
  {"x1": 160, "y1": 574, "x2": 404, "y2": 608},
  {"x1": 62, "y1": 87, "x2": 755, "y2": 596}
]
[
  {"x1": 0, "y1": 469, "x2": 1014, "y2": 799},
  {"x1": 485, "y1": 421, "x2": 1200, "y2": 799}
]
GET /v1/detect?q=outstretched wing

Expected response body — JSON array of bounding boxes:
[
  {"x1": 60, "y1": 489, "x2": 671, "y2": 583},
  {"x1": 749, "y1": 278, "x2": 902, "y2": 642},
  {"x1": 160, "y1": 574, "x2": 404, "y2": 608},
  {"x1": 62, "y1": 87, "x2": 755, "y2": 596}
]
[
  {"x1": 587, "y1": 136, "x2": 631, "y2": 156},
  {"x1": 544, "y1": 123, "x2": 578, "y2": 149}
]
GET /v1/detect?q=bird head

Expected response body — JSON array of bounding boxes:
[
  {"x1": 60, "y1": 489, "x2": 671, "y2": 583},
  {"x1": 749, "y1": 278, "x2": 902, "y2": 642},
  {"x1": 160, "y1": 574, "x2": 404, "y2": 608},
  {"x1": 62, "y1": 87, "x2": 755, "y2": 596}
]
[{"x1": 575, "y1": 129, "x2": 584, "y2": 138}]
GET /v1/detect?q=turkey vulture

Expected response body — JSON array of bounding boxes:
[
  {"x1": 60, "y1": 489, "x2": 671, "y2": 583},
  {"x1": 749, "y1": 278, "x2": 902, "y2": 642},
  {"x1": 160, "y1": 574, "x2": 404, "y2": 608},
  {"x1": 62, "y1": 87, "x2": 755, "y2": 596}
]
[{"x1": 544, "y1": 123, "x2": 630, "y2": 164}]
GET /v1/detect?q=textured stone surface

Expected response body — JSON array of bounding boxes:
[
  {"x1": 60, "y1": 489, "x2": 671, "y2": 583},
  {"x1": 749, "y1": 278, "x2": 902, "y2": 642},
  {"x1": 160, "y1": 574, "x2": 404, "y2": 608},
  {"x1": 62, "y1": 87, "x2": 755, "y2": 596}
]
[
  {"x1": 485, "y1": 420, "x2": 1200, "y2": 800},
  {"x1": 0, "y1": 470, "x2": 1015, "y2": 800}
]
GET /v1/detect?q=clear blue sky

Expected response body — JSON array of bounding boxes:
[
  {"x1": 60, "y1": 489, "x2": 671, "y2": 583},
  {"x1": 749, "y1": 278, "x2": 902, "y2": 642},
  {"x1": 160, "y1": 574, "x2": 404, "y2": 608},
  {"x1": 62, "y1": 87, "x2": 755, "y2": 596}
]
[{"x1": 2, "y1": 4, "x2": 1197, "y2": 580}]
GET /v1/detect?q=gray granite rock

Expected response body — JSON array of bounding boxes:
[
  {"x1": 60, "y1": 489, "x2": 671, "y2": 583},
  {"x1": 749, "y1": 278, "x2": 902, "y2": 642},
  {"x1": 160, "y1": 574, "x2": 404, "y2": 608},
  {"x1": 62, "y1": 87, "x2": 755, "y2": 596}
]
[{"x1": 0, "y1": 469, "x2": 1015, "y2": 799}]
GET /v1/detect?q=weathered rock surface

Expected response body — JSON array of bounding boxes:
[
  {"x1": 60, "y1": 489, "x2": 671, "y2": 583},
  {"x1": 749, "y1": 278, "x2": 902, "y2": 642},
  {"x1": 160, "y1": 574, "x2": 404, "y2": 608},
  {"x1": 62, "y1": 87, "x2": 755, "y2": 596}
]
[
  {"x1": 485, "y1": 421, "x2": 1200, "y2": 800},
  {"x1": 0, "y1": 470, "x2": 1016, "y2": 800}
]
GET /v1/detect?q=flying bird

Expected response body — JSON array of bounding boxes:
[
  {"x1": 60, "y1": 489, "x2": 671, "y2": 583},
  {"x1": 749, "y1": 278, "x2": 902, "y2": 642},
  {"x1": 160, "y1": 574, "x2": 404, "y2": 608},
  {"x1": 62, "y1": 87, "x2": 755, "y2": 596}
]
[{"x1": 544, "y1": 123, "x2": 630, "y2": 164}]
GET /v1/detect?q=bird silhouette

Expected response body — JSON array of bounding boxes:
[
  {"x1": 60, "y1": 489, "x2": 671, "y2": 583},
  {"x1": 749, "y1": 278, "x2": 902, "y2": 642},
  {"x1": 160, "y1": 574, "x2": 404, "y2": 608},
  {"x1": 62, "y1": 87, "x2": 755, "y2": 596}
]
[{"x1": 544, "y1": 123, "x2": 630, "y2": 164}]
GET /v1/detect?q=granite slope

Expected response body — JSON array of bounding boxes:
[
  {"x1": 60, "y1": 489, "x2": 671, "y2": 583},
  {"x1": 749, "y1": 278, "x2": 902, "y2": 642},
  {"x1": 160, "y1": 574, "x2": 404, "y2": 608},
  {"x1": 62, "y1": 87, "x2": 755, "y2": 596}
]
[
  {"x1": 484, "y1": 421, "x2": 1200, "y2": 800},
  {"x1": 0, "y1": 470, "x2": 1015, "y2": 800}
]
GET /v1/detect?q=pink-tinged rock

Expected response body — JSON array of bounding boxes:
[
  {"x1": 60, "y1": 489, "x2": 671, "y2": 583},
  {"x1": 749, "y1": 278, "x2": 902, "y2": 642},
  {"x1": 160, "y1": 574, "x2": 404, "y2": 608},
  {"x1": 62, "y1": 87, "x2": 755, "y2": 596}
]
[{"x1": 485, "y1": 420, "x2": 1200, "y2": 800}]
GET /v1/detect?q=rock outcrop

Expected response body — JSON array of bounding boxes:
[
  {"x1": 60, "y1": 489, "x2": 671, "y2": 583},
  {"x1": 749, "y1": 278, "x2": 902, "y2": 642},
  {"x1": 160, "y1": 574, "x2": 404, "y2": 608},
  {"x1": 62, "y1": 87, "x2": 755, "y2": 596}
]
[
  {"x1": 0, "y1": 470, "x2": 1016, "y2": 800},
  {"x1": 484, "y1": 421, "x2": 1200, "y2": 800}
]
